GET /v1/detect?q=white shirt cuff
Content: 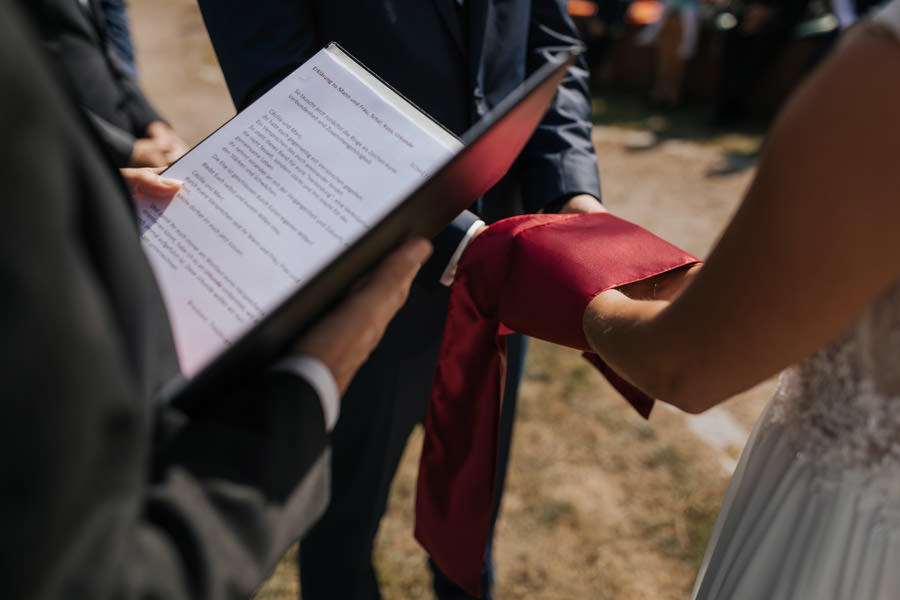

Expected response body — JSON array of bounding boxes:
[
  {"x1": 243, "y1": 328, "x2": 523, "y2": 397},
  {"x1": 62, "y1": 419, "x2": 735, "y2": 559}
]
[
  {"x1": 270, "y1": 355, "x2": 340, "y2": 431},
  {"x1": 440, "y1": 218, "x2": 486, "y2": 286}
]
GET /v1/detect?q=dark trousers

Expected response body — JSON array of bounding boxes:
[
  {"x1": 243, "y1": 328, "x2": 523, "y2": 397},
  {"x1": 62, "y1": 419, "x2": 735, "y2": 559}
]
[{"x1": 298, "y1": 329, "x2": 527, "y2": 600}]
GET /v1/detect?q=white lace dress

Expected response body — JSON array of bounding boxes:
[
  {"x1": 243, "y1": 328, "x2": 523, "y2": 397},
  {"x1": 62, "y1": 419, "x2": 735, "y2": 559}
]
[{"x1": 691, "y1": 9, "x2": 900, "y2": 595}]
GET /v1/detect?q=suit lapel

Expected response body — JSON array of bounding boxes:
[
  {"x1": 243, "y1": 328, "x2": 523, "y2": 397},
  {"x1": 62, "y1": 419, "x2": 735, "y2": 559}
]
[{"x1": 431, "y1": 0, "x2": 466, "y2": 55}]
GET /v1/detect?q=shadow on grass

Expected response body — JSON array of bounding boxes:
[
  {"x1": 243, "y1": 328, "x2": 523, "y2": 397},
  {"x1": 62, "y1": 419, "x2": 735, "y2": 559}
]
[
  {"x1": 591, "y1": 90, "x2": 765, "y2": 176},
  {"x1": 705, "y1": 150, "x2": 761, "y2": 177}
]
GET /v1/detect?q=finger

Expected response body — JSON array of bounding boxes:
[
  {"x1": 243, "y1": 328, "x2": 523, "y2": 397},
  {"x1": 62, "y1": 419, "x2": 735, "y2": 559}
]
[
  {"x1": 291, "y1": 239, "x2": 431, "y2": 384},
  {"x1": 143, "y1": 139, "x2": 176, "y2": 166},
  {"x1": 129, "y1": 146, "x2": 169, "y2": 168},
  {"x1": 122, "y1": 167, "x2": 182, "y2": 197},
  {"x1": 164, "y1": 146, "x2": 188, "y2": 164},
  {"x1": 358, "y1": 240, "x2": 431, "y2": 349},
  {"x1": 319, "y1": 238, "x2": 431, "y2": 341},
  {"x1": 361, "y1": 238, "x2": 432, "y2": 312}
]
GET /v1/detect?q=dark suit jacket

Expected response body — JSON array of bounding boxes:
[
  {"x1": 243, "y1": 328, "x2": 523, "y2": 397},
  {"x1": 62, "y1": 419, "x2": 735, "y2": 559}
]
[
  {"x1": 18, "y1": 0, "x2": 162, "y2": 166},
  {"x1": 198, "y1": 0, "x2": 603, "y2": 349},
  {"x1": 0, "y1": 3, "x2": 332, "y2": 597}
]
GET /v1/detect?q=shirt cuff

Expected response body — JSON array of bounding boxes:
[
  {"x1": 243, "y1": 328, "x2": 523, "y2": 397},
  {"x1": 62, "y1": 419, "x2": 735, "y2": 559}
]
[
  {"x1": 270, "y1": 355, "x2": 340, "y2": 431},
  {"x1": 440, "y1": 218, "x2": 486, "y2": 286}
]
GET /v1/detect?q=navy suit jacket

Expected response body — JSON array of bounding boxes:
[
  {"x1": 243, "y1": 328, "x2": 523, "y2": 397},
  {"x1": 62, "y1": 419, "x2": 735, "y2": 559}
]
[
  {"x1": 199, "y1": 0, "x2": 602, "y2": 350},
  {"x1": 199, "y1": 0, "x2": 601, "y2": 266}
]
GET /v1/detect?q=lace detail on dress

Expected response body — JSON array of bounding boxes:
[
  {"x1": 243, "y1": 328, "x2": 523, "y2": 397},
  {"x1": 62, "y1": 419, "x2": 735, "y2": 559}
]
[{"x1": 768, "y1": 279, "x2": 900, "y2": 495}]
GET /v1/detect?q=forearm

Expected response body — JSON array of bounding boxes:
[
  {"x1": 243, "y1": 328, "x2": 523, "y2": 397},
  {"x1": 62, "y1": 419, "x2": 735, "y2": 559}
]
[
  {"x1": 582, "y1": 23, "x2": 900, "y2": 413},
  {"x1": 519, "y1": 0, "x2": 601, "y2": 212},
  {"x1": 583, "y1": 291, "x2": 714, "y2": 412},
  {"x1": 3, "y1": 368, "x2": 331, "y2": 599},
  {"x1": 128, "y1": 382, "x2": 332, "y2": 599},
  {"x1": 85, "y1": 109, "x2": 137, "y2": 166}
]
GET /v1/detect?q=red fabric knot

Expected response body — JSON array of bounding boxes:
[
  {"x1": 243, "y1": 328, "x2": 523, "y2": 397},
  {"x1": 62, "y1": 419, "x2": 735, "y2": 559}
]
[{"x1": 415, "y1": 212, "x2": 699, "y2": 597}]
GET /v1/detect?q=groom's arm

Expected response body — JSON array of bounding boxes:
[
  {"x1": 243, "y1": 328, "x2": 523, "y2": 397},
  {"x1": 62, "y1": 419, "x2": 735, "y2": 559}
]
[{"x1": 516, "y1": 0, "x2": 604, "y2": 214}]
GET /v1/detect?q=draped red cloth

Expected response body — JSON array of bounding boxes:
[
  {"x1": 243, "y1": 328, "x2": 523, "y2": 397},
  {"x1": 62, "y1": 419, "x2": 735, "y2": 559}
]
[{"x1": 415, "y1": 212, "x2": 700, "y2": 597}]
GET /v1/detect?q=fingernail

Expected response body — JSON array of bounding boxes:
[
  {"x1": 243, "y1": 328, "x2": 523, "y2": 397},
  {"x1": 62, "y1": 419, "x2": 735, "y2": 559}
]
[{"x1": 159, "y1": 176, "x2": 182, "y2": 188}]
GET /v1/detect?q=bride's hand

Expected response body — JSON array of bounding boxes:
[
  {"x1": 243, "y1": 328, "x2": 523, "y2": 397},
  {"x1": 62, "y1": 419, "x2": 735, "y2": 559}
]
[{"x1": 582, "y1": 265, "x2": 701, "y2": 362}]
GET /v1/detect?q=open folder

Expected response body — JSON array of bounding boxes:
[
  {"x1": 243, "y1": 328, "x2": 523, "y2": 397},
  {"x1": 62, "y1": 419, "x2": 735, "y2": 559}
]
[{"x1": 139, "y1": 42, "x2": 584, "y2": 409}]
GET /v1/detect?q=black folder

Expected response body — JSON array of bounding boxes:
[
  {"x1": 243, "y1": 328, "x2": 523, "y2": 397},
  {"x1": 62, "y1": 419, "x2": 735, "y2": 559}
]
[{"x1": 166, "y1": 44, "x2": 585, "y2": 410}]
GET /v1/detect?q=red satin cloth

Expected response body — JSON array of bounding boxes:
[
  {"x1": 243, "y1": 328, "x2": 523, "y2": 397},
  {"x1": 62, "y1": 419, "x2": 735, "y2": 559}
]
[{"x1": 415, "y1": 212, "x2": 700, "y2": 597}]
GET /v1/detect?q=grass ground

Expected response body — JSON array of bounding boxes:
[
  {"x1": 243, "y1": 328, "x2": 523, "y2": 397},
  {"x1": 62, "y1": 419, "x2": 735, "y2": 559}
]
[
  {"x1": 591, "y1": 90, "x2": 765, "y2": 170},
  {"x1": 254, "y1": 340, "x2": 735, "y2": 600}
]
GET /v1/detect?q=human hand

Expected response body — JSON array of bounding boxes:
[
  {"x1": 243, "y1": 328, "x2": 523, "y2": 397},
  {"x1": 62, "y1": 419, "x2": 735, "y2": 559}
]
[
  {"x1": 145, "y1": 120, "x2": 190, "y2": 163},
  {"x1": 459, "y1": 194, "x2": 608, "y2": 267},
  {"x1": 555, "y1": 193, "x2": 607, "y2": 214},
  {"x1": 129, "y1": 138, "x2": 171, "y2": 168},
  {"x1": 130, "y1": 121, "x2": 189, "y2": 167},
  {"x1": 120, "y1": 166, "x2": 182, "y2": 198},
  {"x1": 292, "y1": 238, "x2": 432, "y2": 394},
  {"x1": 582, "y1": 263, "x2": 701, "y2": 366}
]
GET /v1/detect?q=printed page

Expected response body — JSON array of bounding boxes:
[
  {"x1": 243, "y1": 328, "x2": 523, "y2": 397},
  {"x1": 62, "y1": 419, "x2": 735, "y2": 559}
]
[{"x1": 138, "y1": 46, "x2": 461, "y2": 377}]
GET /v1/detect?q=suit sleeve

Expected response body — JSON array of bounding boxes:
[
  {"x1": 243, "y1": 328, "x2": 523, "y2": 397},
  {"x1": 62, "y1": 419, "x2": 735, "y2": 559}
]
[
  {"x1": 0, "y1": 8, "x2": 332, "y2": 596},
  {"x1": 518, "y1": 0, "x2": 602, "y2": 213},
  {"x1": 84, "y1": 107, "x2": 137, "y2": 165},
  {"x1": 197, "y1": 0, "x2": 320, "y2": 109},
  {"x1": 415, "y1": 210, "x2": 482, "y2": 287},
  {"x1": 0, "y1": 111, "x2": 333, "y2": 599},
  {"x1": 106, "y1": 44, "x2": 163, "y2": 132}
]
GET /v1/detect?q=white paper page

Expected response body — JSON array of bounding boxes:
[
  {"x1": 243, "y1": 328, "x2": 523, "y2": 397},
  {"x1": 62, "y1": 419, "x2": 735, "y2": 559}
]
[{"x1": 138, "y1": 47, "x2": 460, "y2": 377}]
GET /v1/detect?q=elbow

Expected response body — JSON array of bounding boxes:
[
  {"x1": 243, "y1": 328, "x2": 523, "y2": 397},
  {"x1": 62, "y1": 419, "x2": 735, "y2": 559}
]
[
  {"x1": 642, "y1": 365, "x2": 721, "y2": 415},
  {"x1": 674, "y1": 396, "x2": 718, "y2": 415}
]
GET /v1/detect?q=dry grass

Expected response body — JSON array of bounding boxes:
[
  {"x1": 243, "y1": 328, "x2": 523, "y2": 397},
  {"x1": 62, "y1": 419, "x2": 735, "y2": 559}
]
[{"x1": 254, "y1": 340, "x2": 733, "y2": 600}]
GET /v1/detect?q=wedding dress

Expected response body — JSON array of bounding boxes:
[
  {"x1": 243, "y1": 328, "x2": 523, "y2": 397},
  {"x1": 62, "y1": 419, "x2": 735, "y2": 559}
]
[
  {"x1": 691, "y1": 8, "x2": 900, "y2": 594},
  {"x1": 691, "y1": 275, "x2": 900, "y2": 598}
]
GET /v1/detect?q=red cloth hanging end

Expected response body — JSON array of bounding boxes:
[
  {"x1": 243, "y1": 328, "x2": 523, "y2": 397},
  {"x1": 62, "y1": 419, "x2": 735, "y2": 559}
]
[{"x1": 416, "y1": 212, "x2": 700, "y2": 597}]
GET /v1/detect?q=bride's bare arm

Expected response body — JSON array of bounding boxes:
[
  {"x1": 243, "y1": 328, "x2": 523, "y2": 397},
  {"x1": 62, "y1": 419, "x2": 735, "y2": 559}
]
[{"x1": 583, "y1": 23, "x2": 900, "y2": 413}]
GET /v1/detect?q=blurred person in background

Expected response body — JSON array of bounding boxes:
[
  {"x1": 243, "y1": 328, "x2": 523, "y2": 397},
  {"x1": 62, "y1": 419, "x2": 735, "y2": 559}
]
[
  {"x1": 18, "y1": 0, "x2": 188, "y2": 167},
  {"x1": 569, "y1": 0, "x2": 635, "y2": 74},
  {"x1": 708, "y1": 0, "x2": 811, "y2": 125},
  {"x1": 98, "y1": 0, "x2": 137, "y2": 77},
  {"x1": 635, "y1": 0, "x2": 702, "y2": 107},
  {"x1": 830, "y1": 0, "x2": 886, "y2": 28}
]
